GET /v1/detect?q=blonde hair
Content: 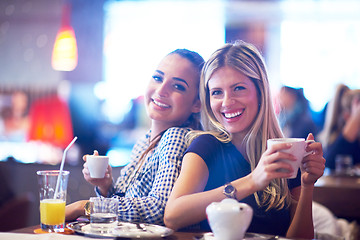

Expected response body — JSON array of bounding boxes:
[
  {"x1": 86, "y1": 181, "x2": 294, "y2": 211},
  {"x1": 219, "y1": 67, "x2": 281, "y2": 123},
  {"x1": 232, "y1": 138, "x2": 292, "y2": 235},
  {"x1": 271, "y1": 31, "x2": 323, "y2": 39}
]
[
  {"x1": 188, "y1": 40, "x2": 290, "y2": 210},
  {"x1": 319, "y1": 84, "x2": 360, "y2": 148}
]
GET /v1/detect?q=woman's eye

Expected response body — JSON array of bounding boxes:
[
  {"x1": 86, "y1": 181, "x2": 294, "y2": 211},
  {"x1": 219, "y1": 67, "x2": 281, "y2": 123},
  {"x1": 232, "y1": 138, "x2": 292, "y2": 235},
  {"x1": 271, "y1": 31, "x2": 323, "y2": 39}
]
[
  {"x1": 234, "y1": 86, "x2": 245, "y2": 91},
  {"x1": 174, "y1": 84, "x2": 186, "y2": 92},
  {"x1": 152, "y1": 75, "x2": 162, "y2": 82},
  {"x1": 211, "y1": 90, "x2": 222, "y2": 96}
]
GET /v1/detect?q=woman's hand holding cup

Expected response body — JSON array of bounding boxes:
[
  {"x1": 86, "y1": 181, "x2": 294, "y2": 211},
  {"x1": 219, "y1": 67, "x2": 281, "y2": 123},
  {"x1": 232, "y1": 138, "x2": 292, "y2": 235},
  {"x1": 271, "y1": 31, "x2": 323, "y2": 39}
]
[
  {"x1": 300, "y1": 134, "x2": 326, "y2": 187},
  {"x1": 266, "y1": 136, "x2": 317, "y2": 179},
  {"x1": 251, "y1": 141, "x2": 297, "y2": 191},
  {"x1": 82, "y1": 150, "x2": 113, "y2": 195}
]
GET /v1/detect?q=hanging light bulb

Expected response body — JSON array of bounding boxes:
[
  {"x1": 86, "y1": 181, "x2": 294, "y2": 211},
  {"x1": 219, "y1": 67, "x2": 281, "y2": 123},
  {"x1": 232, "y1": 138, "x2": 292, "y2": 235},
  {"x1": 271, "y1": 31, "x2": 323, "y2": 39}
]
[{"x1": 51, "y1": 4, "x2": 78, "y2": 71}]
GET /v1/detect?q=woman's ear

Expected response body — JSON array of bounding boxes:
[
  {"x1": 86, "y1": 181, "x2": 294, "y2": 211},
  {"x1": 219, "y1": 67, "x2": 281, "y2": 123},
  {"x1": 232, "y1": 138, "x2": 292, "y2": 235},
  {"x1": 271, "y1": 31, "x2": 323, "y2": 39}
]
[{"x1": 191, "y1": 99, "x2": 201, "y2": 113}]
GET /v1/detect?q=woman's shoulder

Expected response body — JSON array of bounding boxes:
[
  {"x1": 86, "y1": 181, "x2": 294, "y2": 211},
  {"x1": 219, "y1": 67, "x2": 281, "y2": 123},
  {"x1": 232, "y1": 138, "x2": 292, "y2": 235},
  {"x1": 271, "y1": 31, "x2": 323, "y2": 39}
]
[
  {"x1": 185, "y1": 133, "x2": 226, "y2": 166},
  {"x1": 191, "y1": 133, "x2": 222, "y2": 145},
  {"x1": 157, "y1": 127, "x2": 191, "y2": 146},
  {"x1": 162, "y1": 127, "x2": 190, "y2": 138},
  {"x1": 187, "y1": 133, "x2": 223, "y2": 152}
]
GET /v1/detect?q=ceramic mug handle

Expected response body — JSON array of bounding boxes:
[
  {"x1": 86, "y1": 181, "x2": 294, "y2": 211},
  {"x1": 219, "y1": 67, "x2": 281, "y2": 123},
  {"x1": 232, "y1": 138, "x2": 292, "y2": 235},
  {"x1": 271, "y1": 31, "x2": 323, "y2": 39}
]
[{"x1": 304, "y1": 140, "x2": 315, "y2": 157}]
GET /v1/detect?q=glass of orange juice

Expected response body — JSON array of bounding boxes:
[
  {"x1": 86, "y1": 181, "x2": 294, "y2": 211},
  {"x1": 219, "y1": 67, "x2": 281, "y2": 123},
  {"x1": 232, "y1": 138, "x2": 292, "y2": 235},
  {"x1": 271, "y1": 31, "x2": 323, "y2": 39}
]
[{"x1": 37, "y1": 170, "x2": 69, "y2": 232}]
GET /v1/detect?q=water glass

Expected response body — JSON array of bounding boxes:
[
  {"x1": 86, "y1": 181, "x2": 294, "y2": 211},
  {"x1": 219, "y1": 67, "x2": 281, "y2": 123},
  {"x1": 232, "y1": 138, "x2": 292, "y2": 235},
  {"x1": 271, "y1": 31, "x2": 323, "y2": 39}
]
[
  {"x1": 90, "y1": 197, "x2": 118, "y2": 233},
  {"x1": 335, "y1": 155, "x2": 353, "y2": 176}
]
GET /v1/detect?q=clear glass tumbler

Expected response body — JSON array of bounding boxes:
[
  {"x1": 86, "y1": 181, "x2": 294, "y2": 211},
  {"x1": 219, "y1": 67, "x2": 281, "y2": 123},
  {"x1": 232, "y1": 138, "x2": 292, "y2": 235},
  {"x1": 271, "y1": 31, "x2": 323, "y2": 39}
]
[{"x1": 37, "y1": 170, "x2": 70, "y2": 232}]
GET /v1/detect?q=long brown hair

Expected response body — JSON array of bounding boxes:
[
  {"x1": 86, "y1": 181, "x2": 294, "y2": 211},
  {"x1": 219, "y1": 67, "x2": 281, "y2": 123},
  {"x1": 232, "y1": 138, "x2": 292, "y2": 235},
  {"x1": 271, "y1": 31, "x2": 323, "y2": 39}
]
[{"x1": 319, "y1": 84, "x2": 360, "y2": 148}]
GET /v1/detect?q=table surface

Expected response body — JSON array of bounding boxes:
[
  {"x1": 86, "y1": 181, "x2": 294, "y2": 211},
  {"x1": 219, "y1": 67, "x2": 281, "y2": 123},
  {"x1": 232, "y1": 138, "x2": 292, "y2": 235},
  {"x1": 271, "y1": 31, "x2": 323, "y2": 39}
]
[
  {"x1": 10, "y1": 176, "x2": 352, "y2": 240},
  {"x1": 315, "y1": 174, "x2": 360, "y2": 188},
  {"x1": 314, "y1": 174, "x2": 360, "y2": 221},
  {"x1": 9, "y1": 224, "x2": 205, "y2": 240},
  {"x1": 8, "y1": 224, "x2": 295, "y2": 240}
]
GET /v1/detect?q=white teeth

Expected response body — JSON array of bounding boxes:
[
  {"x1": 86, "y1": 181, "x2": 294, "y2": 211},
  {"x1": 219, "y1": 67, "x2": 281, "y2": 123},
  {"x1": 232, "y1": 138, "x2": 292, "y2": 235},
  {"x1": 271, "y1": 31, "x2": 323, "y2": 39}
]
[
  {"x1": 224, "y1": 110, "x2": 243, "y2": 119},
  {"x1": 153, "y1": 99, "x2": 170, "y2": 108}
]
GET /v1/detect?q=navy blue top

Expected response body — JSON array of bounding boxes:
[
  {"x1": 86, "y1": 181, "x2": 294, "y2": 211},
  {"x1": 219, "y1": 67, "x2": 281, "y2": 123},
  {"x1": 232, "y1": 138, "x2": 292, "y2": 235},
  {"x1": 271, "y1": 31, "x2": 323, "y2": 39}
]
[
  {"x1": 324, "y1": 133, "x2": 360, "y2": 170},
  {"x1": 185, "y1": 134, "x2": 301, "y2": 236}
]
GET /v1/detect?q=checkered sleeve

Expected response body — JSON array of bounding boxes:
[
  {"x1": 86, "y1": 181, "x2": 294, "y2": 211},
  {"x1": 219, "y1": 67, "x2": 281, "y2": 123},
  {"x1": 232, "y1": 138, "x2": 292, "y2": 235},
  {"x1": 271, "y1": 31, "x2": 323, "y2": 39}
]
[{"x1": 111, "y1": 127, "x2": 189, "y2": 225}]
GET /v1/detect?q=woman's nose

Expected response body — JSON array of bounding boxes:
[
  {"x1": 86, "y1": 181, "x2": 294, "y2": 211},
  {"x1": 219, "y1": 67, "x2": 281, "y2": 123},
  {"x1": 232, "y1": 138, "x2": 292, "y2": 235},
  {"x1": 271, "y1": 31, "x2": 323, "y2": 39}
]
[
  {"x1": 156, "y1": 81, "x2": 170, "y2": 97},
  {"x1": 222, "y1": 93, "x2": 235, "y2": 107}
]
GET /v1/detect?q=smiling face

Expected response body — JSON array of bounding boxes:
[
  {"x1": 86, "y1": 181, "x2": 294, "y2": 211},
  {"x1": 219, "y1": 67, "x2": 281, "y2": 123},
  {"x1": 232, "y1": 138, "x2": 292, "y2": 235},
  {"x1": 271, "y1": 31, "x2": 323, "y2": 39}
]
[
  {"x1": 208, "y1": 66, "x2": 259, "y2": 138},
  {"x1": 145, "y1": 53, "x2": 201, "y2": 133}
]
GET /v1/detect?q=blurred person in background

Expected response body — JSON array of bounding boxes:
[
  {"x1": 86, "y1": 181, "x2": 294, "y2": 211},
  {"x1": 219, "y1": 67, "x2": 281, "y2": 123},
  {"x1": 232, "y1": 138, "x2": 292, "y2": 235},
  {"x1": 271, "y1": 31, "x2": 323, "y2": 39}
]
[
  {"x1": 65, "y1": 49, "x2": 204, "y2": 225},
  {"x1": 318, "y1": 84, "x2": 360, "y2": 170},
  {"x1": 0, "y1": 91, "x2": 29, "y2": 142},
  {"x1": 277, "y1": 86, "x2": 318, "y2": 139}
]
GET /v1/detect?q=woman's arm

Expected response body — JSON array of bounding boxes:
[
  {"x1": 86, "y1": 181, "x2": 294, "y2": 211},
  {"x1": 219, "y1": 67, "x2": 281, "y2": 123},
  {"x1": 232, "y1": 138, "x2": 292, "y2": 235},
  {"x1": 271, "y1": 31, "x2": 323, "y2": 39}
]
[
  {"x1": 165, "y1": 138, "x2": 304, "y2": 231},
  {"x1": 164, "y1": 152, "x2": 221, "y2": 230},
  {"x1": 286, "y1": 134, "x2": 325, "y2": 239},
  {"x1": 112, "y1": 127, "x2": 189, "y2": 225},
  {"x1": 65, "y1": 200, "x2": 88, "y2": 221},
  {"x1": 286, "y1": 185, "x2": 314, "y2": 239},
  {"x1": 342, "y1": 96, "x2": 360, "y2": 142}
]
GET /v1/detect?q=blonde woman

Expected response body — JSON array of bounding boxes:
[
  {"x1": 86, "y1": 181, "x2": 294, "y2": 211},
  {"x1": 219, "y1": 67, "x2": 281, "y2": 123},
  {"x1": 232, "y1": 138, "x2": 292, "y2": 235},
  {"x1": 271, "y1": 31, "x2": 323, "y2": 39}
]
[
  {"x1": 319, "y1": 84, "x2": 360, "y2": 170},
  {"x1": 164, "y1": 41, "x2": 325, "y2": 239}
]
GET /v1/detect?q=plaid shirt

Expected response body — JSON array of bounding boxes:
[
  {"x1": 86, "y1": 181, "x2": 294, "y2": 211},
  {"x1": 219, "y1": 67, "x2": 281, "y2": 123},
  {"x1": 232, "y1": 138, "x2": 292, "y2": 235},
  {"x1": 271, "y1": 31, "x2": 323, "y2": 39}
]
[{"x1": 96, "y1": 127, "x2": 190, "y2": 225}]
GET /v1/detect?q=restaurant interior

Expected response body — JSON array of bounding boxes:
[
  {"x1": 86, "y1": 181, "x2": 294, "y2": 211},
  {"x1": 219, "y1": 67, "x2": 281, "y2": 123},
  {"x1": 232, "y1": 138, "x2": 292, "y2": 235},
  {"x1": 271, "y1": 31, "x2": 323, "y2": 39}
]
[{"x1": 0, "y1": 0, "x2": 359, "y2": 237}]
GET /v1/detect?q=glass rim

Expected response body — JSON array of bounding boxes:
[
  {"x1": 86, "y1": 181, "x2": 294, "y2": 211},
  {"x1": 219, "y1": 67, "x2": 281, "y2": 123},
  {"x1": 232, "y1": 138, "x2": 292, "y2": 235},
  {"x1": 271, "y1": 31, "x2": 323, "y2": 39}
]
[
  {"x1": 89, "y1": 197, "x2": 118, "y2": 202},
  {"x1": 268, "y1": 138, "x2": 305, "y2": 142},
  {"x1": 36, "y1": 170, "x2": 70, "y2": 176}
]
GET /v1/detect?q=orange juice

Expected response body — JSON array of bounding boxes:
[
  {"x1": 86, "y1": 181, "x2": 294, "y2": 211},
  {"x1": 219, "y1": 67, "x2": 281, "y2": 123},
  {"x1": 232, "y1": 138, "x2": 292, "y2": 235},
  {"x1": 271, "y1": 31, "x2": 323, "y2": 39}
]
[{"x1": 40, "y1": 199, "x2": 66, "y2": 225}]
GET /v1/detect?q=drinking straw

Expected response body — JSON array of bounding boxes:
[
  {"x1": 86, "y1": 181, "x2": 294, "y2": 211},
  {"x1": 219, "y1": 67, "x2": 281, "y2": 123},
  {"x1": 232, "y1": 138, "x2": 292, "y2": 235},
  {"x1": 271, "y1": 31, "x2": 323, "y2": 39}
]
[{"x1": 54, "y1": 136, "x2": 78, "y2": 199}]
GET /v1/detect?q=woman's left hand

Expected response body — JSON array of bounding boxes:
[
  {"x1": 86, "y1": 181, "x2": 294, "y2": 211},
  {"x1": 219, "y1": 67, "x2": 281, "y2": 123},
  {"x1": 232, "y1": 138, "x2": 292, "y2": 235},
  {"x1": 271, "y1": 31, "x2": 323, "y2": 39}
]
[
  {"x1": 65, "y1": 200, "x2": 88, "y2": 221},
  {"x1": 301, "y1": 133, "x2": 326, "y2": 186}
]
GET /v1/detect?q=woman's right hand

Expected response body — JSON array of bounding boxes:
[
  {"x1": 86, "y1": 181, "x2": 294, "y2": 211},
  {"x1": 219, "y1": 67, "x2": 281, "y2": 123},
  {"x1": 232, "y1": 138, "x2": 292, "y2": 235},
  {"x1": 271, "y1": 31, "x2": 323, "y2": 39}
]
[
  {"x1": 250, "y1": 142, "x2": 295, "y2": 191},
  {"x1": 343, "y1": 95, "x2": 360, "y2": 142},
  {"x1": 350, "y1": 95, "x2": 360, "y2": 124},
  {"x1": 82, "y1": 150, "x2": 113, "y2": 194}
]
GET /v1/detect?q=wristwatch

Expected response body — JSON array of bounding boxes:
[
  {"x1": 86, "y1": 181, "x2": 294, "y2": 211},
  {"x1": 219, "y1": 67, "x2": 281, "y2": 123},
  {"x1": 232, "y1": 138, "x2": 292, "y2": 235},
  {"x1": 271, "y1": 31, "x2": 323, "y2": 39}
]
[
  {"x1": 223, "y1": 182, "x2": 237, "y2": 199},
  {"x1": 84, "y1": 201, "x2": 91, "y2": 217}
]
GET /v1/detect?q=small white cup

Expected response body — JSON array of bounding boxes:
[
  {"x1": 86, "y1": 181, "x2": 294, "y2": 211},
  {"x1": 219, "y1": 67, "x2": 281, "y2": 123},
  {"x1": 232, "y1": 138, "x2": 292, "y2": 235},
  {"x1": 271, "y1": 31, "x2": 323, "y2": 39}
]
[
  {"x1": 267, "y1": 138, "x2": 314, "y2": 179},
  {"x1": 87, "y1": 155, "x2": 109, "y2": 178},
  {"x1": 206, "y1": 199, "x2": 253, "y2": 240}
]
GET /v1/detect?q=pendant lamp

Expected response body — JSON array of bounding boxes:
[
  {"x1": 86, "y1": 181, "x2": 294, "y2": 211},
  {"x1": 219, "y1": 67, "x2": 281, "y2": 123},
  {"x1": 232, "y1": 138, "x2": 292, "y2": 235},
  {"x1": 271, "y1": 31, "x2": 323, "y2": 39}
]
[{"x1": 51, "y1": 3, "x2": 78, "y2": 71}]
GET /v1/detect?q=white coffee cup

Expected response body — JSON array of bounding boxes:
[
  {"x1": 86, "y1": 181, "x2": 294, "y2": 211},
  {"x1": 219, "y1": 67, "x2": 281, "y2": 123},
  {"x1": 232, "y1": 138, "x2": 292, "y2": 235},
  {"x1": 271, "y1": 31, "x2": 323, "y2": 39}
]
[
  {"x1": 87, "y1": 155, "x2": 109, "y2": 178},
  {"x1": 267, "y1": 138, "x2": 314, "y2": 179},
  {"x1": 206, "y1": 199, "x2": 253, "y2": 240}
]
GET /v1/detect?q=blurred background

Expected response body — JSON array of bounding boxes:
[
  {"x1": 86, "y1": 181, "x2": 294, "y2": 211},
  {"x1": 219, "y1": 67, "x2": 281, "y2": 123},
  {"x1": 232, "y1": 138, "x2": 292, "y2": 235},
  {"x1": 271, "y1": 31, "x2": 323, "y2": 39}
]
[{"x1": 1, "y1": 0, "x2": 360, "y2": 229}]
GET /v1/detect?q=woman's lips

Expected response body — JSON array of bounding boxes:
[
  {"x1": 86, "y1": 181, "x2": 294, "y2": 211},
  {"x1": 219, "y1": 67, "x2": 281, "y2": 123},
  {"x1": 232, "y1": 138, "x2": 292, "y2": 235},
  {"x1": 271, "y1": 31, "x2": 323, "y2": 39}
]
[
  {"x1": 152, "y1": 98, "x2": 170, "y2": 108},
  {"x1": 222, "y1": 109, "x2": 244, "y2": 119}
]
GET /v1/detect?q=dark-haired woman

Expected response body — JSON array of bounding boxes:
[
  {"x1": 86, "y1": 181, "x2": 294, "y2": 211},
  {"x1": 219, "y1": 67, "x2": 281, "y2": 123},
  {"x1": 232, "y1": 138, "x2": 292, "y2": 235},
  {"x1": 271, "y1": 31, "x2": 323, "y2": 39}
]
[{"x1": 65, "y1": 49, "x2": 204, "y2": 225}]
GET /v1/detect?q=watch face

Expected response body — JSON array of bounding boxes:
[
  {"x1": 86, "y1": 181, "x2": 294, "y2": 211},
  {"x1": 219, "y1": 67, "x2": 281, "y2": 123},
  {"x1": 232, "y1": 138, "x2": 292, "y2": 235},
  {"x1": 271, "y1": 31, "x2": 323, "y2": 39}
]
[
  {"x1": 84, "y1": 201, "x2": 91, "y2": 216},
  {"x1": 225, "y1": 185, "x2": 234, "y2": 194}
]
